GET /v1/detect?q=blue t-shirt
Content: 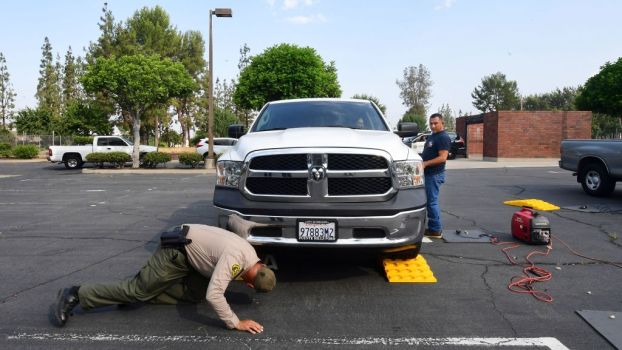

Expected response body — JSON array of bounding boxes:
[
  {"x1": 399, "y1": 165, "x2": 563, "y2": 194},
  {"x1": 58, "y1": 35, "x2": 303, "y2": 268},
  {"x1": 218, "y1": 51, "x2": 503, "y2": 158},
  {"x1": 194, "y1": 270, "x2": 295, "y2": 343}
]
[{"x1": 421, "y1": 130, "x2": 451, "y2": 175}]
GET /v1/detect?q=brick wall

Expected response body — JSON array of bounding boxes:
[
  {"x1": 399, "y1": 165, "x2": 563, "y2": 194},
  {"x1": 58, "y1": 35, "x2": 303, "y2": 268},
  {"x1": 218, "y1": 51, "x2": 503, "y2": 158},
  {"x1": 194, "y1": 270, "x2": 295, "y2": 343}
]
[
  {"x1": 496, "y1": 111, "x2": 591, "y2": 158},
  {"x1": 467, "y1": 123, "x2": 484, "y2": 158},
  {"x1": 456, "y1": 111, "x2": 592, "y2": 159},
  {"x1": 483, "y1": 112, "x2": 498, "y2": 158}
]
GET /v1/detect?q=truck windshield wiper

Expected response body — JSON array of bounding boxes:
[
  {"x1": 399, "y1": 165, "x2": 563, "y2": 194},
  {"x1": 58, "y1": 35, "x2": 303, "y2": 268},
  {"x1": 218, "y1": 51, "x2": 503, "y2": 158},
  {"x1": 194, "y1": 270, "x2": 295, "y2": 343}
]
[{"x1": 257, "y1": 127, "x2": 288, "y2": 132}]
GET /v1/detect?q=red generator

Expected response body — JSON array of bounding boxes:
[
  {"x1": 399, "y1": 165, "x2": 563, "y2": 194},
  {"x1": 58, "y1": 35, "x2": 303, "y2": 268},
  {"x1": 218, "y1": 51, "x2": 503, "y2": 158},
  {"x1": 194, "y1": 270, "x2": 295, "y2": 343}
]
[{"x1": 511, "y1": 208, "x2": 551, "y2": 245}]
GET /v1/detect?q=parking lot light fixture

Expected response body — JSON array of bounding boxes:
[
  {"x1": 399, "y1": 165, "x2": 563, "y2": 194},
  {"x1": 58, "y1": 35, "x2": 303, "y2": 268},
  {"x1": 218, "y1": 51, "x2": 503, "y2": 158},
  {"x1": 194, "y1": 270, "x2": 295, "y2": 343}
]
[{"x1": 206, "y1": 7, "x2": 233, "y2": 169}]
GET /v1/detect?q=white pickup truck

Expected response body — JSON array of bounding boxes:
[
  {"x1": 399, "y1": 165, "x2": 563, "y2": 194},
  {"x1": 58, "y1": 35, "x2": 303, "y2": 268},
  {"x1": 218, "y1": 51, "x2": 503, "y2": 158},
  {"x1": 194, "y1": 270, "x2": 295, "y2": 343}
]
[
  {"x1": 47, "y1": 136, "x2": 157, "y2": 169},
  {"x1": 214, "y1": 98, "x2": 426, "y2": 258}
]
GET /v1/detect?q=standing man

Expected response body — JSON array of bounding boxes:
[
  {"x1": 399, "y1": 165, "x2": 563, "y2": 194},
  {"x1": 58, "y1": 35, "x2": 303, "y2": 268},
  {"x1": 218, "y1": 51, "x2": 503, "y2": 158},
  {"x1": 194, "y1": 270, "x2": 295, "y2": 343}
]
[
  {"x1": 54, "y1": 219, "x2": 276, "y2": 334},
  {"x1": 421, "y1": 113, "x2": 451, "y2": 239}
]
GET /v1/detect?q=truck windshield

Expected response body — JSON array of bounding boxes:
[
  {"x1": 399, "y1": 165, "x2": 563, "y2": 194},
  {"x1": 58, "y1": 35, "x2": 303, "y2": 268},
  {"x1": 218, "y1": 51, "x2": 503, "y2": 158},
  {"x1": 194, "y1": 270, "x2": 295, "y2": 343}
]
[
  {"x1": 251, "y1": 100, "x2": 389, "y2": 132},
  {"x1": 121, "y1": 137, "x2": 134, "y2": 146}
]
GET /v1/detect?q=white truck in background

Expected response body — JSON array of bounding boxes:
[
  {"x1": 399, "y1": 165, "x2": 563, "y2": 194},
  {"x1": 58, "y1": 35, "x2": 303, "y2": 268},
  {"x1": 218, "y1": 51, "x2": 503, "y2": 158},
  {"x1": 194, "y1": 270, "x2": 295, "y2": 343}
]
[{"x1": 47, "y1": 136, "x2": 157, "y2": 169}]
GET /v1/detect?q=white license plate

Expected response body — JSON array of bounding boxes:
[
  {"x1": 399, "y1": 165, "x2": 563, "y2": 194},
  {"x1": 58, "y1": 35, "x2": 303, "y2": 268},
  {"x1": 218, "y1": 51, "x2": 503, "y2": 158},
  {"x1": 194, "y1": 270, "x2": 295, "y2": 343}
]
[{"x1": 297, "y1": 220, "x2": 337, "y2": 242}]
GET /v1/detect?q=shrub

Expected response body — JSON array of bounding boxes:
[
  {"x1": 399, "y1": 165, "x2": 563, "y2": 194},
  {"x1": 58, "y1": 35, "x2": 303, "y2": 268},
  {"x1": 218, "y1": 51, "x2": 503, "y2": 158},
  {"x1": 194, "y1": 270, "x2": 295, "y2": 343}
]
[
  {"x1": 73, "y1": 136, "x2": 94, "y2": 145},
  {"x1": 86, "y1": 152, "x2": 107, "y2": 168},
  {"x1": 86, "y1": 152, "x2": 132, "y2": 168},
  {"x1": 0, "y1": 143, "x2": 12, "y2": 158},
  {"x1": 178, "y1": 152, "x2": 204, "y2": 168},
  {"x1": 12, "y1": 144, "x2": 39, "y2": 159},
  {"x1": 141, "y1": 152, "x2": 171, "y2": 168},
  {"x1": 107, "y1": 152, "x2": 132, "y2": 168}
]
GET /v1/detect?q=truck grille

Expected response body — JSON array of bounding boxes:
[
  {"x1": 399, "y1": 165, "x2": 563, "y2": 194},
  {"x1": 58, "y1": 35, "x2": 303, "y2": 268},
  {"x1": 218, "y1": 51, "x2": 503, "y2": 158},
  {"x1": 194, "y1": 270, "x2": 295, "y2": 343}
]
[
  {"x1": 244, "y1": 151, "x2": 394, "y2": 201},
  {"x1": 250, "y1": 154, "x2": 307, "y2": 170},
  {"x1": 328, "y1": 177, "x2": 392, "y2": 195},
  {"x1": 246, "y1": 178, "x2": 307, "y2": 195},
  {"x1": 327, "y1": 154, "x2": 388, "y2": 170},
  {"x1": 250, "y1": 154, "x2": 388, "y2": 170}
]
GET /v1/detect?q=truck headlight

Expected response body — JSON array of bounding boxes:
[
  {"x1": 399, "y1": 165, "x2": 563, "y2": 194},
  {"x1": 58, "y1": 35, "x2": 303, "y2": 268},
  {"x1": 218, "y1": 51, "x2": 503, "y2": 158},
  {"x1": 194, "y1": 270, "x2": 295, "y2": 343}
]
[
  {"x1": 391, "y1": 160, "x2": 424, "y2": 188},
  {"x1": 217, "y1": 160, "x2": 243, "y2": 187}
]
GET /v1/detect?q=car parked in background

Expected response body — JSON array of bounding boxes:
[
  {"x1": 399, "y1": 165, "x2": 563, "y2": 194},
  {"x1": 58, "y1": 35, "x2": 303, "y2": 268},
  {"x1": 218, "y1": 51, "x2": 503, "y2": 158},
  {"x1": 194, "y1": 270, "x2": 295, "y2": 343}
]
[
  {"x1": 195, "y1": 138, "x2": 238, "y2": 158},
  {"x1": 447, "y1": 132, "x2": 466, "y2": 159},
  {"x1": 410, "y1": 131, "x2": 466, "y2": 159}
]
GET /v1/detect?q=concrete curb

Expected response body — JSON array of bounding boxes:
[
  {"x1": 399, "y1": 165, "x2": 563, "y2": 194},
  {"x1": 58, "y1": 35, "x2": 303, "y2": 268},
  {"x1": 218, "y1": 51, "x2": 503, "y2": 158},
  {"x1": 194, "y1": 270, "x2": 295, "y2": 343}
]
[{"x1": 82, "y1": 168, "x2": 216, "y2": 174}]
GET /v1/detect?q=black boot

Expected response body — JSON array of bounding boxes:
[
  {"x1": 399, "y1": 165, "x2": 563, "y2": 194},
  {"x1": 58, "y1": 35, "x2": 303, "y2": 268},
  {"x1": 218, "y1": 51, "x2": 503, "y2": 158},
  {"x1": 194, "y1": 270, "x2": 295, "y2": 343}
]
[{"x1": 54, "y1": 286, "x2": 80, "y2": 326}]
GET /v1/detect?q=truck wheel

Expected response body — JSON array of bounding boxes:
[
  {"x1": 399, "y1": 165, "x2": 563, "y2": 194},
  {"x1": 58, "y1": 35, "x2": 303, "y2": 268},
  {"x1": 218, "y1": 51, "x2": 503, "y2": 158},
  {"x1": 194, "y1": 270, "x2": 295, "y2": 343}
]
[
  {"x1": 580, "y1": 163, "x2": 615, "y2": 196},
  {"x1": 64, "y1": 155, "x2": 83, "y2": 169}
]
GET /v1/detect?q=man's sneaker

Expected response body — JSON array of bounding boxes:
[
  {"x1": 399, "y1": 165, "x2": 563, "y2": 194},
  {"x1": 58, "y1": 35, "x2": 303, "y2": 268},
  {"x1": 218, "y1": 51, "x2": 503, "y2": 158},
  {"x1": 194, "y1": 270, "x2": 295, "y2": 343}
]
[
  {"x1": 54, "y1": 286, "x2": 80, "y2": 326},
  {"x1": 424, "y1": 230, "x2": 443, "y2": 239}
]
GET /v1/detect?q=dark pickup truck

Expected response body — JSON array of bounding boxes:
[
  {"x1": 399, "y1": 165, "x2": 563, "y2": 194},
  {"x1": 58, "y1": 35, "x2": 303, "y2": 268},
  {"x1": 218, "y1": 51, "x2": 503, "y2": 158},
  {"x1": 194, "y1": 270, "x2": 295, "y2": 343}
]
[{"x1": 559, "y1": 139, "x2": 622, "y2": 196}]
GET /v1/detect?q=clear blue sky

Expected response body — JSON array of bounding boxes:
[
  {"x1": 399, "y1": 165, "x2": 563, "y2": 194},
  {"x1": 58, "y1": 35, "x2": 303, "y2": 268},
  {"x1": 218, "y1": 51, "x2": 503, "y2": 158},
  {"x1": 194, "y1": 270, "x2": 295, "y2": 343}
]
[{"x1": 2, "y1": 0, "x2": 621, "y2": 128}]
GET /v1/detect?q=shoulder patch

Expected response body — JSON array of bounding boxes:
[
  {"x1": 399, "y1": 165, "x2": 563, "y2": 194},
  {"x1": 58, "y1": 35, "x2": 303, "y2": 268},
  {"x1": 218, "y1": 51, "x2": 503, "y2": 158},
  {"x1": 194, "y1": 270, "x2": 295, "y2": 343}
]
[{"x1": 231, "y1": 263, "x2": 241, "y2": 276}]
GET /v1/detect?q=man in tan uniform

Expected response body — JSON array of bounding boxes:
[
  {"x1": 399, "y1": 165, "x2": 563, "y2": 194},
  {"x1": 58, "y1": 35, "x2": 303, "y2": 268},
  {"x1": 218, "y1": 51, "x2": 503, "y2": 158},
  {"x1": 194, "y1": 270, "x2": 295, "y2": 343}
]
[{"x1": 54, "y1": 219, "x2": 276, "y2": 334}]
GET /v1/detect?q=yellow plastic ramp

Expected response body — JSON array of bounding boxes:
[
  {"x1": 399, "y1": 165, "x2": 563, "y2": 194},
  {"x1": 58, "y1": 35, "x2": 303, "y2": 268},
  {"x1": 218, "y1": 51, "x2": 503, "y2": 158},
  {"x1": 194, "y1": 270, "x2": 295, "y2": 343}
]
[
  {"x1": 383, "y1": 255, "x2": 437, "y2": 283},
  {"x1": 503, "y1": 199, "x2": 560, "y2": 211}
]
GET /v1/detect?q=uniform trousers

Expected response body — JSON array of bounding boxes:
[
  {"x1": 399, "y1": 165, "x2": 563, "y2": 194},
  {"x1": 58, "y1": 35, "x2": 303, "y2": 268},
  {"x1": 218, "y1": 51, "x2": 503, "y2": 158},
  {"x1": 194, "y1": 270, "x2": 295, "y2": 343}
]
[{"x1": 78, "y1": 247, "x2": 209, "y2": 309}]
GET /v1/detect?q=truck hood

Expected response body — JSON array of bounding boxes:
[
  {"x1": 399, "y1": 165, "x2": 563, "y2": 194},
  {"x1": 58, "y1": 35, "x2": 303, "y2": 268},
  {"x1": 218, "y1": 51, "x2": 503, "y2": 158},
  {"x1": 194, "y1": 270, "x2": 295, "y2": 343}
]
[{"x1": 225, "y1": 127, "x2": 415, "y2": 161}]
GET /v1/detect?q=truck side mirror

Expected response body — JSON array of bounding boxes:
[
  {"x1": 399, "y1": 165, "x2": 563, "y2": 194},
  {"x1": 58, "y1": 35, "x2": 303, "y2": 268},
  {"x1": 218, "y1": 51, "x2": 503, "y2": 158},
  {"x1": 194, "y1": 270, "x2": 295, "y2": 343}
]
[
  {"x1": 394, "y1": 122, "x2": 419, "y2": 138},
  {"x1": 228, "y1": 124, "x2": 246, "y2": 139}
]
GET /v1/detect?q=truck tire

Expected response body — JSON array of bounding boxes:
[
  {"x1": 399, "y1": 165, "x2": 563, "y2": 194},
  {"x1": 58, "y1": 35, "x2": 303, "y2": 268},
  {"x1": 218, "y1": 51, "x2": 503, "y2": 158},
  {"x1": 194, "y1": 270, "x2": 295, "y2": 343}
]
[
  {"x1": 380, "y1": 242, "x2": 422, "y2": 260},
  {"x1": 580, "y1": 163, "x2": 615, "y2": 196},
  {"x1": 64, "y1": 155, "x2": 83, "y2": 169}
]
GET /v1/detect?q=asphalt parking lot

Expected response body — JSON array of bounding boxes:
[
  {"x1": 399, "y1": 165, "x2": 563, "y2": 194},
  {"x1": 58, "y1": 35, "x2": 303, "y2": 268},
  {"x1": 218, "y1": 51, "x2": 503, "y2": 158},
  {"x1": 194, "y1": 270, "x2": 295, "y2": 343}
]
[{"x1": 0, "y1": 160, "x2": 620, "y2": 349}]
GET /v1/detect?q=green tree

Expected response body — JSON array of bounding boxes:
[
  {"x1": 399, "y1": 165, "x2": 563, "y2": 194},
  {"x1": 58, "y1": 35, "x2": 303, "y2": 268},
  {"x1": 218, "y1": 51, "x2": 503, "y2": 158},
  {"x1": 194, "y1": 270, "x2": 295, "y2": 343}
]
[
  {"x1": 82, "y1": 54, "x2": 196, "y2": 167},
  {"x1": 471, "y1": 72, "x2": 520, "y2": 112},
  {"x1": 14, "y1": 108, "x2": 52, "y2": 134},
  {"x1": 351, "y1": 94, "x2": 386, "y2": 115},
  {"x1": 61, "y1": 46, "x2": 81, "y2": 111},
  {"x1": 396, "y1": 64, "x2": 432, "y2": 118},
  {"x1": 36, "y1": 37, "x2": 62, "y2": 119},
  {"x1": 576, "y1": 57, "x2": 622, "y2": 132},
  {"x1": 234, "y1": 43, "x2": 342, "y2": 110},
  {"x1": 523, "y1": 87, "x2": 578, "y2": 111},
  {"x1": 214, "y1": 108, "x2": 239, "y2": 138},
  {"x1": 401, "y1": 107, "x2": 427, "y2": 133},
  {"x1": 86, "y1": 5, "x2": 204, "y2": 145},
  {"x1": 0, "y1": 52, "x2": 16, "y2": 129},
  {"x1": 437, "y1": 103, "x2": 456, "y2": 131},
  {"x1": 86, "y1": 2, "x2": 117, "y2": 62},
  {"x1": 592, "y1": 113, "x2": 622, "y2": 138},
  {"x1": 60, "y1": 100, "x2": 112, "y2": 135},
  {"x1": 172, "y1": 30, "x2": 205, "y2": 146},
  {"x1": 236, "y1": 43, "x2": 253, "y2": 127}
]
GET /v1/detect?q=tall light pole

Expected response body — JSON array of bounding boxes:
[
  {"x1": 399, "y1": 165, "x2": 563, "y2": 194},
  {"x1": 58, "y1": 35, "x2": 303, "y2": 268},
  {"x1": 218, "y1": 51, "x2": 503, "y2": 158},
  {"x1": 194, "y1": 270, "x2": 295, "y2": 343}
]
[{"x1": 206, "y1": 7, "x2": 232, "y2": 169}]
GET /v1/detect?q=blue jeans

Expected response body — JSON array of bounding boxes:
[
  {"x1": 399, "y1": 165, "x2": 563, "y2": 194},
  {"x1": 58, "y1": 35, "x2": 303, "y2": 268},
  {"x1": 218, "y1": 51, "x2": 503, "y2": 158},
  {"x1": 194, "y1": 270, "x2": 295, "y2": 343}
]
[{"x1": 425, "y1": 172, "x2": 445, "y2": 233}]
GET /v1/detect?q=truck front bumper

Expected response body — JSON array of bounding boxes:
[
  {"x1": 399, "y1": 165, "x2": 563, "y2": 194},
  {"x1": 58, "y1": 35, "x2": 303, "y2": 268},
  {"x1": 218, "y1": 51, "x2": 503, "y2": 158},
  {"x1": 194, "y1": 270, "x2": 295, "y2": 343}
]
[{"x1": 213, "y1": 187, "x2": 426, "y2": 248}]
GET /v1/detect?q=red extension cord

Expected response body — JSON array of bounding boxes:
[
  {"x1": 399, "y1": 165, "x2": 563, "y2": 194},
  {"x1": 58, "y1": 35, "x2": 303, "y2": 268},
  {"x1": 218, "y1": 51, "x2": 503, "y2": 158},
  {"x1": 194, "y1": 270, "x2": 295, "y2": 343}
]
[{"x1": 490, "y1": 234, "x2": 622, "y2": 303}]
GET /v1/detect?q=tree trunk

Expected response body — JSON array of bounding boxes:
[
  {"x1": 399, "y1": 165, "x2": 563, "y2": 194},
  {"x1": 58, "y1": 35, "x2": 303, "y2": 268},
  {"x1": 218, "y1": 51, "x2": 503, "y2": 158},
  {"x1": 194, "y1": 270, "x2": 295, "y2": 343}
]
[
  {"x1": 132, "y1": 112, "x2": 141, "y2": 169},
  {"x1": 179, "y1": 110, "x2": 189, "y2": 147}
]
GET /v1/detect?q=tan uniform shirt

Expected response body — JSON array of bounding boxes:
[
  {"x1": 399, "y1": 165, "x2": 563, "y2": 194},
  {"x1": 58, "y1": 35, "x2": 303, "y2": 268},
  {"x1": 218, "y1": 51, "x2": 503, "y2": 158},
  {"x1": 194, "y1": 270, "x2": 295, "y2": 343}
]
[{"x1": 183, "y1": 224, "x2": 260, "y2": 329}]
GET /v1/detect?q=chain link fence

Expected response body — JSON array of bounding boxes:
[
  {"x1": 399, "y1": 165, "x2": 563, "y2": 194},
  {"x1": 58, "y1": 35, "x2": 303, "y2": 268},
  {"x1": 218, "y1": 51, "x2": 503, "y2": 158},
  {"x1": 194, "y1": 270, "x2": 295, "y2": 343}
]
[{"x1": 0, "y1": 133, "x2": 77, "y2": 149}]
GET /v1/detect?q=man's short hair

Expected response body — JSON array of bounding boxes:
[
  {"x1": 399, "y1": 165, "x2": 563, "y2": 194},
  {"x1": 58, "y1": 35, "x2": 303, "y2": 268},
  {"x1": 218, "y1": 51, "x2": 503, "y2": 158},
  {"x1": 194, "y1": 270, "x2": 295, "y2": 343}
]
[
  {"x1": 254, "y1": 266, "x2": 276, "y2": 292},
  {"x1": 429, "y1": 113, "x2": 443, "y2": 121}
]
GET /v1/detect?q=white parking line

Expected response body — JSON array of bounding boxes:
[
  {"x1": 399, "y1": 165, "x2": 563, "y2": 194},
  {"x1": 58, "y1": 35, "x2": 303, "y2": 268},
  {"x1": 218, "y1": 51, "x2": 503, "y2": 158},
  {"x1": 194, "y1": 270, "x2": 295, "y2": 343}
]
[
  {"x1": 7, "y1": 332, "x2": 569, "y2": 349},
  {"x1": 0, "y1": 175, "x2": 19, "y2": 178}
]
